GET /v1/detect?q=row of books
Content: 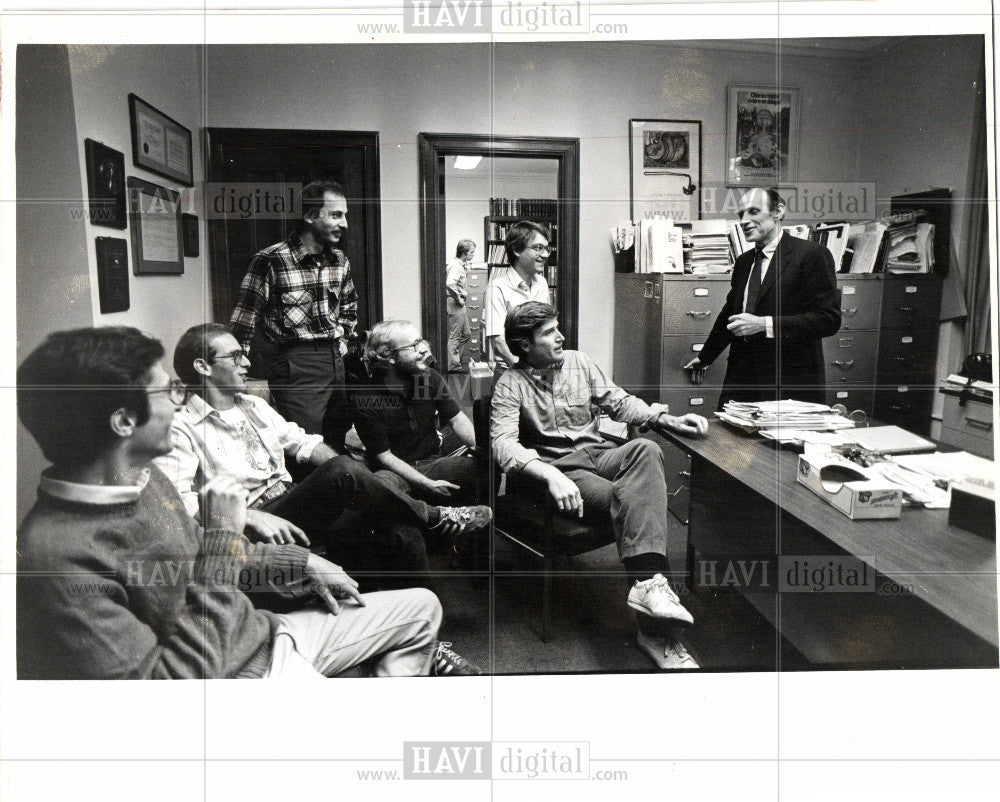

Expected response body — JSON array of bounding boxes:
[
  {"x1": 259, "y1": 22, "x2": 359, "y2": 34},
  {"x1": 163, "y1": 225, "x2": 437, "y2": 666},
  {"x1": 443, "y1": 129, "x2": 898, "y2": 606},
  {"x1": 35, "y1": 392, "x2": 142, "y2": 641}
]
[
  {"x1": 784, "y1": 217, "x2": 936, "y2": 274},
  {"x1": 489, "y1": 197, "x2": 558, "y2": 218},
  {"x1": 624, "y1": 218, "x2": 739, "y2": 274},
  {"x1": 615, "y1": 214, "x2": 937, "y2": 276}
]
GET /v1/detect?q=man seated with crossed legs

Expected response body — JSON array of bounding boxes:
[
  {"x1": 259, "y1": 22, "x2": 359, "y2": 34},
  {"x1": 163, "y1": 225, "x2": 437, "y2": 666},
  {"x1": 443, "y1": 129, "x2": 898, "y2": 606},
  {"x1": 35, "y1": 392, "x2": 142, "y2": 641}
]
[
  {"x1": 490, "y1": 302, "x2": 709, "y2": 669},
  {"x1": 16, "y1": 326, "x2": 443, "y2": 679},
  {"x1": 153, "y1": 323, "x2": 489, "y2": 674}
]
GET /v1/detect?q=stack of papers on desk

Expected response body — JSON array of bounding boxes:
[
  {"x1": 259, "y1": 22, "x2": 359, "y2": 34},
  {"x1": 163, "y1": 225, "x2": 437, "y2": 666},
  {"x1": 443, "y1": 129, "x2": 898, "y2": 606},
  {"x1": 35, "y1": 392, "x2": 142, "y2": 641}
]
[{"x1": 716, "y1": 400, "x2": 857, "y2": 433}]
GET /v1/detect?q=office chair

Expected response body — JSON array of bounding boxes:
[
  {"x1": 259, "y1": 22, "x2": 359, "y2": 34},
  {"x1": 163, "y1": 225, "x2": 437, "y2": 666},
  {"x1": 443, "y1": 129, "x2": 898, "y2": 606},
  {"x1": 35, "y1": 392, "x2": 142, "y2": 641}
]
[{"x1": 474, "y1": 396, "x2": 617, "y2": 642}]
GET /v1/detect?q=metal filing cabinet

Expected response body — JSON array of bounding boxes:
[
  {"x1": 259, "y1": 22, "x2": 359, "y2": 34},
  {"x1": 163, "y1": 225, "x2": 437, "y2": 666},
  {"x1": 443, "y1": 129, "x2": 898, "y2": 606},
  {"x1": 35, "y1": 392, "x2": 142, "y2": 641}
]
[
  {"x1": 465, "y1": 266, "x2": 488, "y2": 362},
  {"x1": 615, "y1": 271, "x2": 944, "y2": 519},
  {"x1": 873, "y1": 274, "x2": 942, "y2": 436}
]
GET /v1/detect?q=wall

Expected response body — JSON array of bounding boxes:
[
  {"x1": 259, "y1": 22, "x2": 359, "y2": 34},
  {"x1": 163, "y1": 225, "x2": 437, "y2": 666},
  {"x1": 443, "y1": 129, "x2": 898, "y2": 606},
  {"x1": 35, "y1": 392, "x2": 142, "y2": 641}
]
[
  {"x1": 67, "y1": 45, "x2": 208, "y2": 352},
  {"x1": 15, "y1": 45, "x2": 94, "y2": 520},
  {"x1": 204, "y1": 40, "x2": 878, "y2": 370}
]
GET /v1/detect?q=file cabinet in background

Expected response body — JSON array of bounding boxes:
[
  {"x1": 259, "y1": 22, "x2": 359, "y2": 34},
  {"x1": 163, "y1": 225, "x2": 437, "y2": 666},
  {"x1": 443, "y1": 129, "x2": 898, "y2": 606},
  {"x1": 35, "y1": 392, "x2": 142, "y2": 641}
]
[
  {"x1": 465, "y1": 266, "x2": 488, "y2": 362},
  {"x1": 613, "y1": 272, "x2": 944, "y2": 521}
]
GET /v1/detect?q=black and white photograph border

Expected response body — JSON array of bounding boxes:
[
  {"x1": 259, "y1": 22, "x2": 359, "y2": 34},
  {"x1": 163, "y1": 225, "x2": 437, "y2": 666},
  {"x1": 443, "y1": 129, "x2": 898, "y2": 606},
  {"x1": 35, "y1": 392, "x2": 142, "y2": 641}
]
[{"x1": 2, "y1": 1, "x2": 999, "y2": 800}]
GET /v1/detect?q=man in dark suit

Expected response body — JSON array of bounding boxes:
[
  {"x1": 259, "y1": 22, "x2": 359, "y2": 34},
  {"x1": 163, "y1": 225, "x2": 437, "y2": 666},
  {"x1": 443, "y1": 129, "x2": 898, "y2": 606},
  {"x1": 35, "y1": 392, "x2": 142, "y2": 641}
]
[{"x1": 684, "y1": 187, "x2": 841, "y2": 406}]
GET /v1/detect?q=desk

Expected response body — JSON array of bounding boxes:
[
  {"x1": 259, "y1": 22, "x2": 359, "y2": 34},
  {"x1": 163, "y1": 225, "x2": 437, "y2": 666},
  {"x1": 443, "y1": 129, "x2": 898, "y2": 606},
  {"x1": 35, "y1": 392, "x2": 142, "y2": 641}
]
[{"x1": 657, "y1": 420, "x2": 998, "y2": 666}]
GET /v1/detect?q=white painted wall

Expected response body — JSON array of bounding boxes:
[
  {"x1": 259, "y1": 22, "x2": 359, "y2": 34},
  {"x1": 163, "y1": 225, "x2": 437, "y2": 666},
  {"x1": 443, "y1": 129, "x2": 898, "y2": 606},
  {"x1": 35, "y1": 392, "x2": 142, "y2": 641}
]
[
  {"x1": 203, "y1": 39, "x2": 888, "y2": 370},
  {"x1": 67, "y1": 45, "x2": 209, "y2": 353}
]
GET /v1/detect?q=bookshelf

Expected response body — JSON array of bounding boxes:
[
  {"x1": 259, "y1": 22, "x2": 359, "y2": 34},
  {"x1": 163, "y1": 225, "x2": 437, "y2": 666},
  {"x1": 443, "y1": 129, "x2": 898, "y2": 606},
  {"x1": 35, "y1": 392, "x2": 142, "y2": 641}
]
[{"x1": 484, "y1": 198, "x2": 559, "y2": 307}]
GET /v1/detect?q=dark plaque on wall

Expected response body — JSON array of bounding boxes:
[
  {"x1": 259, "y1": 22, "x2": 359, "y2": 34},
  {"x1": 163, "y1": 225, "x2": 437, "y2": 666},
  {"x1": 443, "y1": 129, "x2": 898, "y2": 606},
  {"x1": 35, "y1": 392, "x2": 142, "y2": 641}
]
[
  {"x1": 84, "y1": 139, "x2": 127, "y2": 229},
  {"x1": 95, "y1": 237, "x2": 130, "y2": 313},
  {"x1": 181, "y1": 213, "x2": 199, "y2": 257}
]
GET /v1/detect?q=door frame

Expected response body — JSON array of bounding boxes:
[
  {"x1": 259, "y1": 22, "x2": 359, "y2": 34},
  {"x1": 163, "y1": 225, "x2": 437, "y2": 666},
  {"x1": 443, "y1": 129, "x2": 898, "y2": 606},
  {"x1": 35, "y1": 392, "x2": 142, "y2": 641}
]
[
  {"x1": 417, "y1": 133, "x2": 580, "y2": 360},
  {"x1": 204, "y1": 127, "x2": 383, "y2": 328}
]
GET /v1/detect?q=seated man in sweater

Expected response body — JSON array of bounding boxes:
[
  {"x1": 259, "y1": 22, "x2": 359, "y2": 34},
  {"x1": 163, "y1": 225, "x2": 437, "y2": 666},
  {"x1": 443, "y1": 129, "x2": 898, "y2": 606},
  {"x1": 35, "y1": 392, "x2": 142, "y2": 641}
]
[
  {"x1": 351, "y1": 320, "x2": 485, "y2": 507},
  {"x1": 491, "y1": 302, "x2": 709, "y2": 670},
  {"x1": 15, "y1": 326, "x2": 448, "y2": 679},
  {"x1": 154, "y1": 323, "x2": 491, "y2": 597}
]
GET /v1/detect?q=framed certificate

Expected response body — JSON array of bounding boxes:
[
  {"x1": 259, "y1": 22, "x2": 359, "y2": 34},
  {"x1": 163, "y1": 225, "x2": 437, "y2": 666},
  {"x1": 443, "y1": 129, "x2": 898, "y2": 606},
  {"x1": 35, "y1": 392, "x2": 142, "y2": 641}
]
[
  {"x1": 128, "y1": 93, "x2": 194, "y2": 186},
  {"x1": 127, "y1": 177, "x2": 184, "y2": 275}
]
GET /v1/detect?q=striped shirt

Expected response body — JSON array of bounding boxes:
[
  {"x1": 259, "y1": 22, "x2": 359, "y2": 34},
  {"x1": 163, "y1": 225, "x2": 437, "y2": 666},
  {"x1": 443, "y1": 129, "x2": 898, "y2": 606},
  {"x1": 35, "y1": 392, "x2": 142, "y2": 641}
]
[
  {"x1": 230, "y1": 233, "x2": 358, "y2": 347},
  {"x1": 153, "y1": 393, "x2": 324, "y2": 520}
]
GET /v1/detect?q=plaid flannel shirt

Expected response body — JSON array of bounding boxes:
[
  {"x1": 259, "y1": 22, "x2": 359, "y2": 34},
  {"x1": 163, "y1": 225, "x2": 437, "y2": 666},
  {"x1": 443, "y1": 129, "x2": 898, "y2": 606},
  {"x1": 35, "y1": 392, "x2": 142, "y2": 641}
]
[{"x1": 230, "y1": 233, "x2": 358, "y2": 347}]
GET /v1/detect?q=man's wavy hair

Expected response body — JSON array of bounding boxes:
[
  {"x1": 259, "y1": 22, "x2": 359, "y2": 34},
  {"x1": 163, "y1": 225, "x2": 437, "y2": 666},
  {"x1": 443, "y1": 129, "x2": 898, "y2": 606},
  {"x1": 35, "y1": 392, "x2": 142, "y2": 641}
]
[
  {"x1": 363, "y1": 320, "x2": 415, "y2": 374},
  {"x1": 504, "y1": 301, "x2": 558, "y2": 362},
  {"x1": 17, "y1": 326, "x2": 165, "y2": 466}
]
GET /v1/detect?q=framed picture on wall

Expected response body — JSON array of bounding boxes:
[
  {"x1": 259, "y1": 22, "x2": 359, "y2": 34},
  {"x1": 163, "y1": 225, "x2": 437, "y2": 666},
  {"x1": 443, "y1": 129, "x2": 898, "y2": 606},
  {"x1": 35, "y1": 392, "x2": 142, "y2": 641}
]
[
  {"x1": 726, "y1": 85, "x2": 800, "y2": 186},
  {"x1": 128, "y1": 93, "x2": 194, "y2": 186},
  {"x1": 629, "y1": 119, "x2": 701, "y2": 222},
  {"x1": 84, "y1": 139, "x2": 127, "y2": 229},
  {"x1": 127, "y1": 177, "x2": 184, "y2": 275}
]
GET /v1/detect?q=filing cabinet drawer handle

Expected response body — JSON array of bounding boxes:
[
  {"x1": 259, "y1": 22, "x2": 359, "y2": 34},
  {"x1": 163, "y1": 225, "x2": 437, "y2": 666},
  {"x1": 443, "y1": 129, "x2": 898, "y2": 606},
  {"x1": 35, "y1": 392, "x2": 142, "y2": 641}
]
[
  {"x1": 832, "y1": 359, "x2": 855, "y2": 370},
  {"x1": 842, "y1": 307, "x2": 859, "y2": 317},
  {"x1": 686, "y1": 310, "x2": 712, "y2": 318},
  {"x1": 678, "y1": 471, "x2": 691, "y2": 478},
  {"x1": 896, "y1": 306, "x2": 915, "y2": 314},
  {"x1": 965, "y1": 418, "x2": 993, "y2": 431}
]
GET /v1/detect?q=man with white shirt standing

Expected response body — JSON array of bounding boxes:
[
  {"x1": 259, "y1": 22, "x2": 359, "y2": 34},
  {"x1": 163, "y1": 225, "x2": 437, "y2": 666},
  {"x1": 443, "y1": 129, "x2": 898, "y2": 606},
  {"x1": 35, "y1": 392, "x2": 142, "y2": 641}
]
[
  {"x1": 484, "y1": 220, "x2": 552, "y2": 368},
  {"x1": 684, "y1": 187, "x2": 841, "y2": 406}
]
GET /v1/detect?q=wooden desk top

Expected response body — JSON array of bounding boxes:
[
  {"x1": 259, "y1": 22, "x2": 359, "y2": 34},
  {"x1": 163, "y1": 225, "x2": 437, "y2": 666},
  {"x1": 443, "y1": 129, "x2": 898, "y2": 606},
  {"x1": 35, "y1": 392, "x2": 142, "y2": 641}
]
[{"x1": 660, "y1": 420, "x2": 999, "y2": 646}]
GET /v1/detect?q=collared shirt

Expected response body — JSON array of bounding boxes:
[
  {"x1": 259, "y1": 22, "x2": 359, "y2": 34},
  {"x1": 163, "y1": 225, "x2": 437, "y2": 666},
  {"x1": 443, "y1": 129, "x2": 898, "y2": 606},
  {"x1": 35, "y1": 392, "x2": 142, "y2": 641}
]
[
  {"x1": 230, "y1": 233, "x2": 358, "y2": 347},
  {"x1": 153, "y1": 392, "x2": 323, "y2": 519},
  {"x1": 490, "y1": 350, "x2": 669, "y2": 472},
  {"x1": 445, "y1": 258, "x2": 468, "y2": 304},
  {"x1": 484, "y1": 267, "x2": 551, "y2": 338},
  {"x1": 39, "y1": 468, "x2": 151, "y2": 506},
  {"x1": 742, "y1": 236, "x2": 779, "y2": 338},
  {"x1": 350, "y1": 368, "x2": 461, "y2": 465}
]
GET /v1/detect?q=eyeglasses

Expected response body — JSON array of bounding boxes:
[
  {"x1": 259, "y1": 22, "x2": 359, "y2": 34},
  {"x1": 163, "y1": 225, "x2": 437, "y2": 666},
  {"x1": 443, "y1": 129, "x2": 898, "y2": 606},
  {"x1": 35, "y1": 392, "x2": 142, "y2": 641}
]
[
  {"x1": 210, "y1": 350, "x2": 246, "y2": 367},
  {"x1": 149, "y1": 379, "x2": 189, "y2": 405},
  {"x1": 525, "y1": 244, "x2": 552, "y2": 255},
  {"x1": 393, "y1": 339, "x2": 431, "y2": 355}
]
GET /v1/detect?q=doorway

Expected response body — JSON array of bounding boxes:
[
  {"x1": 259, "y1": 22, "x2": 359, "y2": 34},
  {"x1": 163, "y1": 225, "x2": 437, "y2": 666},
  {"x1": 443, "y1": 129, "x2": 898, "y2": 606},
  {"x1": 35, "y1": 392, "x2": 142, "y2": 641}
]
[
  {"x1": 204, "y1": 127, "x2": 383, "y2": 333},
  {"x1": 418, "y1": 134, "x2": 580, "y2": 365}
]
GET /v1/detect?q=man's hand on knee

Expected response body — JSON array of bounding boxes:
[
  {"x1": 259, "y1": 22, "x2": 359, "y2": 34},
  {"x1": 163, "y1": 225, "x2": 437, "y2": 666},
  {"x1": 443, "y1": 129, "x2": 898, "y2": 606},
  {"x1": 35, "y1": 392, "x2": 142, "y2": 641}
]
[
  {"x1": 545, "y1": 469, "x2": 584, "y2": 518},
  {"x1": 304, "y1": 553, "x2": 365, "y2": 615},
  {"x1": 245, "y1": 509, "x2": 311, "y2": 546}
]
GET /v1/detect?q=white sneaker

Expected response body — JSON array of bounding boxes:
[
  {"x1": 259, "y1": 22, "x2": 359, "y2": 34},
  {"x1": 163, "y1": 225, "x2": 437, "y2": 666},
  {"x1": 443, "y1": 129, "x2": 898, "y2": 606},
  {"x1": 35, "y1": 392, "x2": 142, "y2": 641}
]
[
  {"x1": 627, "y1": 574, "x2": 694, "y2": 627},
  {"x1": 637, "y1": 631, "x2": 700, "y2": 670}
]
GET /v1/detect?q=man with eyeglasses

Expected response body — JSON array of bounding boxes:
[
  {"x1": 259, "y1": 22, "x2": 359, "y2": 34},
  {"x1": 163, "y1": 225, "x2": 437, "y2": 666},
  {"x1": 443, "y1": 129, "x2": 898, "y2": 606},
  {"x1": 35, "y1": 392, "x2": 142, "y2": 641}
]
[
  {"x1": 484, "y1": 220, "x2": 554, "y2": 369},
  {"x1": 154, "y1": 324, "x2": 490, "y2": 598},
  {"x1": 351, "y1": 320, "x2": 485, "y2": 511},
  {"x1": 16, "y1": 326, "x2": 446, "y2": 679}
]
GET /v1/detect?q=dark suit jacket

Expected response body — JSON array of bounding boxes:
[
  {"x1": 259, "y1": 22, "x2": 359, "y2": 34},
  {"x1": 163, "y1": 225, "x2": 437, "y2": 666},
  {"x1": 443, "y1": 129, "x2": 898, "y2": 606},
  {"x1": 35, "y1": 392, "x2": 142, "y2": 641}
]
[{"x1": 700, "y1": 232, "x2": 841, "y2": 405}]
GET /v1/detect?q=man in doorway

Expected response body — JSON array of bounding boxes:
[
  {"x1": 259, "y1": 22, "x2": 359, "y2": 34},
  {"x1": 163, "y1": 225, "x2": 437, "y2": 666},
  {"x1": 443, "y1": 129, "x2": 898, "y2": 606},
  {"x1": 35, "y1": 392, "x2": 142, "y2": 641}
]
[
  {"x1": 491, "y1": 302, "x2": 709, "y2": 669},
  {"x1": 446, "y1": 239, "x2": 476, "y2": 372},
  {"x1": 230, "y1": 179, "x2": 357, "y2": 449},
  {"x1": 484, "y1": 220, "x2": 552, "y2": 369},
  {"x1": 683, "y1": 187, "x2": 841, "y2": 406},
  {"x1": 16, "y1": 326, "x2": 446, "y2": 679}
]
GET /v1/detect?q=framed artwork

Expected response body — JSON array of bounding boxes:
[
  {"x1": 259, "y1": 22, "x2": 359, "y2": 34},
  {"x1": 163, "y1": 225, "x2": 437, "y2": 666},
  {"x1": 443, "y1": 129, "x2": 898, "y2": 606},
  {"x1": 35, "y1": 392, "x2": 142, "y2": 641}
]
[
  {"x1": 84, "y1": 139, "x2": 127, "y2": 229},
  {"x1": 726, "y1": 85, "x2": 800, "y2": 187},
  {"x1": 127, "y1": 177, "x2": 184, "y2": 275},
  {"x1": 128, "y1": 93, "x2": 194, "y2": 186},
  {"x1": 94, "y1": 237, "x2": 130, "y2": 313},
  {"x1": 629, "y1": 119, "x2": 701, "y2": 222}
]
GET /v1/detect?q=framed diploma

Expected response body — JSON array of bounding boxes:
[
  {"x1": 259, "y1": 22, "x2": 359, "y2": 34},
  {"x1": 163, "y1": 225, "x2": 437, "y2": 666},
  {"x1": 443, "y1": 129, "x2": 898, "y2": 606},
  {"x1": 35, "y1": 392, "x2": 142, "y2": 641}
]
[
  {"x1": 127, "y1": 177, "x2": 184, "y2": 275},
  {"x1": 128, "y1": 93, "x2": 194, "y2": 186}
]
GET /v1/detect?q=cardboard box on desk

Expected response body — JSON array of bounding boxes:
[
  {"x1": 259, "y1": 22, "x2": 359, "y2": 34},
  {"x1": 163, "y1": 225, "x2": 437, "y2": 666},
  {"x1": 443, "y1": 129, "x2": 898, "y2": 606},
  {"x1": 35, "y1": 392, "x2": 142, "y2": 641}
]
[{"x1": 797, "y1": 454, "x2": 903, "y2": 520}]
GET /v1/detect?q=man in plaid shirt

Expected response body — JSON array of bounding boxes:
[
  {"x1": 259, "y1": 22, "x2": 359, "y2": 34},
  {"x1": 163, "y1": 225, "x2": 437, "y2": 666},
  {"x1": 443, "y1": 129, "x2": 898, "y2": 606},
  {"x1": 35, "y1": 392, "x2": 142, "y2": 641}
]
[{"x1": 230, "y1": 180, "x2": 358, "y2": 449}]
